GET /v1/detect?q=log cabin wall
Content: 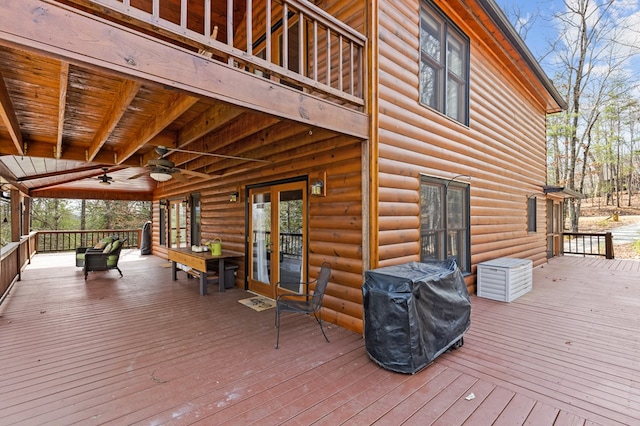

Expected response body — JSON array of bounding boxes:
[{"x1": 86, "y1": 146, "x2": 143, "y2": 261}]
[
  {"x1": 151, "y1": 128, "x2": 365, "y2": 333},
  {"x1": 376, "y1": 0, "x2": 550, "y2": 293}
]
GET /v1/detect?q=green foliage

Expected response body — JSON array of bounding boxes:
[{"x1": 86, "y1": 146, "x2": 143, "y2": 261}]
[
  {"x1": 31, "y1": 198, "x2": 79, "y2": 230},
  {"x1": 31, "y1": 198, "x2": 151, "y2": 231},
  {"x1": 0, "y1": 199, "x2": 10, "y2": 246}
]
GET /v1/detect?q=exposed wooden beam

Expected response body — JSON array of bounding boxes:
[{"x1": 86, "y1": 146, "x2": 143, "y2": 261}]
[
  {"x1": 170, "y1": 112, "x2": 279, "y2": 167},
  {"x1": 116, "y1": 92, "x2": 198, "y2": 165},
  {"x1": 177, "y1": 102, "x2": 244, "y2": 149},
  {"x1": 29, "y1": 187, "x2": 153, "y2": 201},
  {"x1": 26, "y1": 165, "x2": 130, "y2": 191},
  {"x1": 55, "y1": 62, "x2": 69, "y2": 159},
  {"x1": 0, "y1": 70, "x2": 24, "y2": 156},
  {"x1": 0, "y1": 0, "x2": 369, "y2": 140},
  {"x1": 87, "y1": 79, "x2": 142, "y2": 161},
  {"x1": 16, "y1": 164, "x2": 109, "y2": 182}
]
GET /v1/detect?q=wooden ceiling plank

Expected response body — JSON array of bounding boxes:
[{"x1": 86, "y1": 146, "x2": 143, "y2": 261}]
[
  {"x1": 16, "y1": 164, "x2": 108, "y2": 182},
  {"x1": 8, "y1": 140, "x2": 142, "y2": 167},
  {"x1": 0, "y1": 70, "x2": 24, "y2": 156},
  {"x1": 56, "y1": 62, "x2": 69, "y2": 159},
  {"x1": 0, "y1": 158, "x2": 29, "y2": 194},
  {"x1": 87, "y1": 79, "x2": 142, "y2": 161},
  {"x1": 177, "y1": 102, "x2": 245, "y2": 148},
  {"x1": 116, "y1": 92, "x2": 198, "y2": 164}
]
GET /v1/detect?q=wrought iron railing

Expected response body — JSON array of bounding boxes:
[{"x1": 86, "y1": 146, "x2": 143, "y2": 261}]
[
  {"x1": 563, "y1": 232, "x2": 614, "y2": 259},
  {"x1": 60, "y1": 0, "x2": 366, "y2": 109}
]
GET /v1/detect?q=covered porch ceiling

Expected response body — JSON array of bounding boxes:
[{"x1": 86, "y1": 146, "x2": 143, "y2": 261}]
[{"x1": 0, "y1": 0, "x2": 368, "y2": 201}]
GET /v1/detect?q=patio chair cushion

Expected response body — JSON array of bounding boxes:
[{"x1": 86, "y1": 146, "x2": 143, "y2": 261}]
[
  {"x1": 94, "y1": 236, "x2": 114, "y2": 250},
  {"x1": 106, "y1": 240, "x2": 122, "y2": 267}
]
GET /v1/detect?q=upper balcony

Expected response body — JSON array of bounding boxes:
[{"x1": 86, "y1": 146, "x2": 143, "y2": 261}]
[{"x1": 59, "y1": 0, "x2": 366, "y2": 111}]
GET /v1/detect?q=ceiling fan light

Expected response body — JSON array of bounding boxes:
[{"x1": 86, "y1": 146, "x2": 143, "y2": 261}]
[
  {"x1": 149, "y1": 171, "x2": 172, "y2": 182},
  {"x1": 99, "y1": 179, "x2": 110, "y2": 185}
]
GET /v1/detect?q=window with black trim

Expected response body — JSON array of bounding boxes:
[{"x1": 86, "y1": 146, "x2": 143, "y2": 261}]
[
  {"x1": 527, "y1": 197, "x2": 537, "y2": 232},
  {"x1": 420, "y1": 176, "x2": 470, "y2": 273},
  {"x1": 419, "y1": 1, "x2": 470, "y2": 125}
]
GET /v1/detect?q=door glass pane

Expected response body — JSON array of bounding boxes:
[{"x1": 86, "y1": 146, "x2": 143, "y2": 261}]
[
  {"x1": 278, "y1": 189, "x2": 303, "y2": 291},
  {"x1": 252, "y1": 192, "x2": 272, "y2": 285},
  {"x1": 170, "y1": 201, "x2": 187, "y2": 248},
  {"x1": 420, "y1": 182, "x2": 444, "y2": 261},
  {"x1": 170, "y1": 203, "x2": 176, "y2": 246}
]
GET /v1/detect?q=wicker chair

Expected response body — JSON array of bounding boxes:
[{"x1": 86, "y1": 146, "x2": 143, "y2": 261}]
[
  {"x1": 275, "y1": 262, "x2": 331, "y2": 349},
  {"x1": 75, "y1": 236, "x2": 118, "y2": 267},
  {"x1": 83, "y1": 238, "x2": 127, "y2": 280}
]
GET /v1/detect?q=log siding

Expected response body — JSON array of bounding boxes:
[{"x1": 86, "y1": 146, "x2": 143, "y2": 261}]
[
  {"x1": 152, "y1": 131, "x2": 365, "y2": 333},
  {"x1": 376, "y1": 0, "x2": 551, "y2": 293}
]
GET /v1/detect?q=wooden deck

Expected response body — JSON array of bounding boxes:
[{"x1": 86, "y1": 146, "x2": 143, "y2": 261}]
[{"x1": 1, "y1": 253, "x2": 639, "y2": 425}]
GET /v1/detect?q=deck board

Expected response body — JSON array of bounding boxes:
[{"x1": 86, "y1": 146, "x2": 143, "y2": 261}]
[{"x1": 1, "y1": 253, "x2": 639, "y2": 425}]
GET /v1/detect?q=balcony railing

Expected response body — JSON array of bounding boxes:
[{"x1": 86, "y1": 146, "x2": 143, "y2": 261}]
[
  {"x1": 62, "y1": 0, "x2": 366, "y2": 110},
  {"x1": 35, "y1": 230, "x2": 142, "y2": 253},
  {"x1": 563, "y1": 232, "x2": 614, "y2": 259},
  {"x1": 253, "y1": 231, "x2": 302, "y2": 257}
]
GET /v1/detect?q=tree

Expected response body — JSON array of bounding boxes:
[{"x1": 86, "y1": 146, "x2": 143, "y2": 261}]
[{"x1": 547, "y1": 0, "x2": 640, "y2": 230}]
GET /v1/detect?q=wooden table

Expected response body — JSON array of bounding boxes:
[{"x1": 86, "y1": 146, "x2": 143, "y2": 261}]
[{"x1": 167, "y1": 247, "x2": 242, "y2": 295}]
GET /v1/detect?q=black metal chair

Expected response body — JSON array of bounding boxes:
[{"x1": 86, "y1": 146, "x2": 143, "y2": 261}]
[
  {"x1": 275, "y1": 262, "x2": 331, "y2": 349},
  {"x1": 83, "y1": 238, "x2": 127, "y2": 280}
]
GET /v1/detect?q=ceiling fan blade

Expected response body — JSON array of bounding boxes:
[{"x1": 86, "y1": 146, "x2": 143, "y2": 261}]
[
  {"x1": 128, "y1": 171, "x2": 149, "y2": 180},
  {"x1": 172, "y1": 172, "x2": 188, "y2": 182},
  {"x1": 177, "y1": 168, "x2": 210, "y2": 179},
  {"x1": 158, "y1": 146, "x2": 270, "y2": 163}
]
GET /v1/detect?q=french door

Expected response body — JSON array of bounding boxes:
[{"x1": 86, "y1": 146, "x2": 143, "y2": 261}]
[
  {"x1": 248, "y1": 181, "x2": 307, "y2": 299},
  {"x1": 169, "y1": 199, "x2": 187, "y2": 248}
]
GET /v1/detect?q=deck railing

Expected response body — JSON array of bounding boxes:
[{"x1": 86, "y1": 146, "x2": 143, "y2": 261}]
[
  {"x1": 63, "y1": 0, "x2": 366, "y2": 110},
  {"x1": 253, "y1": 231, "x2": 302, "y2": 257},
  {"x1": 0, "y1": 233, "x2": 36, "y2": 304},
  {"x1": 563, "y1": 232, "x2": 614, "y2": 259},
  {"x1": 35, "y1": 230, "x2": 142, "y2": 253}
]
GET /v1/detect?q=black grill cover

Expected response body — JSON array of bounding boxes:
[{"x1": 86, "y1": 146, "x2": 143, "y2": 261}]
[
  {"x1": 363, "y1": 260, "x2": 471, "y2": 374},
  {"x1": 140, "y1": 220, "x2": 152, "y2": 255}
]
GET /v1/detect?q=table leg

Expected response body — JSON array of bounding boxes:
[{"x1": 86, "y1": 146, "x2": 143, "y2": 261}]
[
  {"x1": 218, "y1": 258, "x2": 225, "y2": 292},
  {"x1": 171, "y1": 261, "x2": 177, "y2": 281},
  {"x1": 200, "y1": 271, "x2": 207, "y2": 296}
]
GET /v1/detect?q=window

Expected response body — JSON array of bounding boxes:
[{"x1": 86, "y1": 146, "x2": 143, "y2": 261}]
[
  {"x1": 159, "y1": 200, "x2": 166, "y2": 246},
  {"x1": 419, "y1": 1, "x2": 469, "y2": 124},
  {"x1": 190, "y1": 193, "x2": 201, "y2": 245},
  {"x1": 420, "y1": 176, "x2": 470, "y2": 273},
  {"x1": 527, "y1": 197, "x2": 537, "y2": 232}
]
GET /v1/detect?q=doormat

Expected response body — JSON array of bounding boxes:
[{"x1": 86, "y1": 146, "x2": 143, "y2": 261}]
[
  {"x1": 159, "y1": 262, "x2": 173, "y2": 268},
  {"x1": 238, "y1": 296, "x2": 276, "y2": 312}
]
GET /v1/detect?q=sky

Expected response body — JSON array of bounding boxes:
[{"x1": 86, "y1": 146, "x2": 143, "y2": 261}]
[{"x1": 495, "y1": 0, "x2": 640, "y2": 83}]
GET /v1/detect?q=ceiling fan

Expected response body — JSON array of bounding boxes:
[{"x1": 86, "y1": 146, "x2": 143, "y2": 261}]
[
  {"x1": 129, "y1": 146, "x2": 269, "y2": 182},
  {"x1": 97, "y1": 168, "x2": 114, "y2": 185}
]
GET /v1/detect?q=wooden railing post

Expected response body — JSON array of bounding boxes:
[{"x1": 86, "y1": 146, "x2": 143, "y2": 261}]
[{"x1": 605, "y1": 232, "x2": 614, "y2": 259}]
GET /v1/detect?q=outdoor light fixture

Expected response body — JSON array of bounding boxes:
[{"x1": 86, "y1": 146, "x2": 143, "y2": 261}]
[
  {"x1": 149, "y1": 171, "x2": 172, "y2": 182},
  {"x1": 310, "y1": 171, "x2": 326, "y2": 196},
  {"x1": 229, "y1": 192, "x2": 239, "y2": 203},
  {"x1": 311, "y1": 180, "x2": 324, "y2": 196}
]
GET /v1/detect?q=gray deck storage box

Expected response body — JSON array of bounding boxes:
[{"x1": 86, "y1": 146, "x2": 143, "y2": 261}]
[
  {"x1": 477, "y1": 257, "x2": 532, "y2": 302},
  {"x1": 362, "y1": 260, "x2": 471, "y2": 374}
]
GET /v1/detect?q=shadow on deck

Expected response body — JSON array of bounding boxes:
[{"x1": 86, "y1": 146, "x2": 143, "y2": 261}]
[{"x1": 0, "y1": 253, "x2": 639, "y2": 425}]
